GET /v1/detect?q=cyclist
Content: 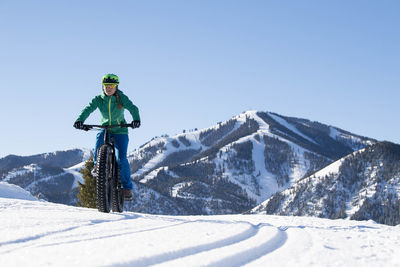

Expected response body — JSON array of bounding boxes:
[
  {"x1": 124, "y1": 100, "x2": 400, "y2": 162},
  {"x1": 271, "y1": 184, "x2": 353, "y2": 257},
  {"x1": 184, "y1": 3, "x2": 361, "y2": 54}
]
[{"x1": 73, "y1": 73, "x2": 141, "y2": 200}]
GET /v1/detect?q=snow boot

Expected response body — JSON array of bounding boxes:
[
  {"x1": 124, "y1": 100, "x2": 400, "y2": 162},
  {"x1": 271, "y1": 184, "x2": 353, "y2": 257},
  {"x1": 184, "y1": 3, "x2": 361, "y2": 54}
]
[{"x1": 124, "y1": 190, "x2": 133, "y2": 201}]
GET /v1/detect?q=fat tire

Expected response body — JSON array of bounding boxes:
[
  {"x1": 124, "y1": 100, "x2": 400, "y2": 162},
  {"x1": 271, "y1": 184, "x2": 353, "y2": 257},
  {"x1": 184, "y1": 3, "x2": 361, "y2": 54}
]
[
  {"x1": 96, "y1": 145, "x2": 112, "y2": 213},
  {"x1": 111, "y1": 163, "x2": 124, "y2": 212}
]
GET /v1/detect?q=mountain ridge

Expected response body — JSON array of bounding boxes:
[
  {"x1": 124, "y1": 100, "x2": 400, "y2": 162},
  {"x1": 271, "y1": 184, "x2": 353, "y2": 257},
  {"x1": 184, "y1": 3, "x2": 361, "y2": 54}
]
[
  {"x1": 125, "y1": 110, "x2": 376, "y2": 215},
  {"x1": 2, "y1": 110, "x2": 392, "y2": 225},
  {"x1": 251, "y1": 141, "x2": 400, "y2": 226}
]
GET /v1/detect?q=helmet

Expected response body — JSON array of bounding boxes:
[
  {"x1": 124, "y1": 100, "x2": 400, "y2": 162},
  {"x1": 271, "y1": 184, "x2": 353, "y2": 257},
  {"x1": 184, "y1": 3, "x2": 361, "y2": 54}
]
[{"x1": 102, "y1": 74, "x2": 119, "y2": 85}]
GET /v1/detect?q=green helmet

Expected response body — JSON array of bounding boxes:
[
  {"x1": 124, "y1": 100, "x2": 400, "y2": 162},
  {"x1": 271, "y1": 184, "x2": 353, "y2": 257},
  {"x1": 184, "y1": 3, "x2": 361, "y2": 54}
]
[{"x1": 102, "y1": 73, "x2": 119, "y2": 85}]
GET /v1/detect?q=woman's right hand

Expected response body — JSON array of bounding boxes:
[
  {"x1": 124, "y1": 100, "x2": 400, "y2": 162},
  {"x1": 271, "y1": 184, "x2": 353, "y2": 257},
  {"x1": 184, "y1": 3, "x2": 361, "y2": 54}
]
[{"x1": 73, "y1": 121, "x2": 84, "y2": 130}]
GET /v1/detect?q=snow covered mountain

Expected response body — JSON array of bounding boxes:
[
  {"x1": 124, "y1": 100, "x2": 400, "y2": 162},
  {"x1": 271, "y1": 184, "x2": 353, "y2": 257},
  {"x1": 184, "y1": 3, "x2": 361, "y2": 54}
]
[
  {"x1": 128, "y1": 110, "x2": 375, "y2": 215},
  {"x1": 1, "y1": 188, "x2": 399, "y2": 267},
  {"x1": 0, "y1": 110, "x2": 380, "y2": 219},
  {"x1": 0, "y1": 149, "x2": 91, "y2": 205},
  {"x1": 251, "y1": 141, "x2": 400, "y2": 226}
]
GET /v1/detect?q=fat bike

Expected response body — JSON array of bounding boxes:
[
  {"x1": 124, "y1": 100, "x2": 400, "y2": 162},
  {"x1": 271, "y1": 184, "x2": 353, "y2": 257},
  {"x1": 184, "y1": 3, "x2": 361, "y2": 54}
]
[{"x1": 80, "y1": 123, "x2": 135, "y2": 213}]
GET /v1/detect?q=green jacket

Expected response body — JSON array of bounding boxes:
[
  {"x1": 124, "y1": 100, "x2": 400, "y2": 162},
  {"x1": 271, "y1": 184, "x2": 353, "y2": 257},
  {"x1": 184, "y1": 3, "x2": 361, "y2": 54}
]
[{"x1": 76, "y1": 90, "x2": 140, "y2": 134}]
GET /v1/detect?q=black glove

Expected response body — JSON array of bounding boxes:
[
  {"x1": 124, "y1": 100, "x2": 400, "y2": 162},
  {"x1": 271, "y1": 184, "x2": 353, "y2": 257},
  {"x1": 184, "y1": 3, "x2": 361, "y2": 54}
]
[
  {"x1": 73, "y1": 121, "x2": 84, "y2": 130},
  {"x1": 74, "y1": 121, "x2": 90, "y2": 131},
  {"x1": 132, "y1": 120, "x2": 141, "y2": 128}
]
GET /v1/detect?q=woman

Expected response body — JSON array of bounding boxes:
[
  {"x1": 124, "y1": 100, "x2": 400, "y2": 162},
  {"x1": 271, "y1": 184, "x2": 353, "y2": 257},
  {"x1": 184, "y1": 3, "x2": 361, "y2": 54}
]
[{"x1": 74, "y1": 73, "x2": 141, "y2": 200}]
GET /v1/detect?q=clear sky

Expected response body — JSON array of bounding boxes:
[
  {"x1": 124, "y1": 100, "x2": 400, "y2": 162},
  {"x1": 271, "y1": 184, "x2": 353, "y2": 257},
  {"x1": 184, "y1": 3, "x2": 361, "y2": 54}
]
[{"x1": 0, "y1": 0, "x2": 399, "y2": 158}]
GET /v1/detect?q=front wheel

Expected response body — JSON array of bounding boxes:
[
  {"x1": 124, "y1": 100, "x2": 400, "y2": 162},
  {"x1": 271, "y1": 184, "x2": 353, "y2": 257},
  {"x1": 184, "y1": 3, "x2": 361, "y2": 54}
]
[
  {"x1": 96, "y1": 144, "x2": 113, "y2": 213},
  {"x1": 111, "y1": 163, "x2": 124, "y2": 212}
]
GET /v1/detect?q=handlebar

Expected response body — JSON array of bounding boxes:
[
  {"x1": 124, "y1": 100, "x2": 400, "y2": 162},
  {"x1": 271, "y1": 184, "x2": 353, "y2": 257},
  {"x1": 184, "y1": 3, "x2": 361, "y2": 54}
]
[{"x1": 81, "y1": 123, "x2": 138, "y2": 131}]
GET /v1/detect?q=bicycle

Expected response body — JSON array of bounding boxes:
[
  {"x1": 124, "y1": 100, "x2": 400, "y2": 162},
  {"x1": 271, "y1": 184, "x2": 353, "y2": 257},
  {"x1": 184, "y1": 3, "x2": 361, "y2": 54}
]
[{"x1": 78, "y1": 123, "x2": 136, "y2": 213}]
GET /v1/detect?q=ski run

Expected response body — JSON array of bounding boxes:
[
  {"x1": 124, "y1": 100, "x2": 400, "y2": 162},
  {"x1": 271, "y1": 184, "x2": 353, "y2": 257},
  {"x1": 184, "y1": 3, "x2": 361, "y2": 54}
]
[{"x1": 0, "y1": 183, "x2": 399, "y2": 267}]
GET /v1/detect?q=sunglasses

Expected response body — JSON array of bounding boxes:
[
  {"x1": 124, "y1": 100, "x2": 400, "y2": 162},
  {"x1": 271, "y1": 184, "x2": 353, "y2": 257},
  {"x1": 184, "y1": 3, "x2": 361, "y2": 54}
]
[{"x1": 103, "y1": 84, "x2": 117, "y2": 88}]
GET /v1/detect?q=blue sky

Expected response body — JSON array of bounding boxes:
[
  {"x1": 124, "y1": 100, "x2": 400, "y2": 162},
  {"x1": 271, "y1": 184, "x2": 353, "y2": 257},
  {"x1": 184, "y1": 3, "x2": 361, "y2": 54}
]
[{"x1": 0, "y1": 0, "x2": 399, "y2": 157}]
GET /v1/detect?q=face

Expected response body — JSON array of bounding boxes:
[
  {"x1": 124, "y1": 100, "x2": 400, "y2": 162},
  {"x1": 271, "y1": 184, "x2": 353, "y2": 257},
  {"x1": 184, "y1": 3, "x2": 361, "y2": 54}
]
[{"x1": 103, "y1": 84, "x2": 117, "y2": 96}]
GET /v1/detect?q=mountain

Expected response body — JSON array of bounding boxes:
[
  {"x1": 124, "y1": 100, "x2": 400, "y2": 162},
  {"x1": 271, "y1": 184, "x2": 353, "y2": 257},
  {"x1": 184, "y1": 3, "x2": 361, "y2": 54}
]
[
  {"x1": 0, "y1": 149, "x2": 91, "y2": 171},
  {"x1": 0, "y1": 110, "x2": 378, "y2": 218},
  {"x1": 0, "y1": 149, "x2": 195, "y2": 213},
  {"x1": 128, "y1": 110, "x2": 375, "y2": 215},
  {"x1": 0, "y1": 149, "x2": 91, "y2": 205},
  {"x1": 251, "y1": 141, "x2": 400, "y2": 226}
]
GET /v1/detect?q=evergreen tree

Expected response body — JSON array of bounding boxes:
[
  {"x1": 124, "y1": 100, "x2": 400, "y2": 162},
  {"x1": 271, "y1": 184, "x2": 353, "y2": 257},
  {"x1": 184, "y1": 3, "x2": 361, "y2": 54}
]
[{"x1": 77, "y1": 156, "x2": 97, "y2": 208}]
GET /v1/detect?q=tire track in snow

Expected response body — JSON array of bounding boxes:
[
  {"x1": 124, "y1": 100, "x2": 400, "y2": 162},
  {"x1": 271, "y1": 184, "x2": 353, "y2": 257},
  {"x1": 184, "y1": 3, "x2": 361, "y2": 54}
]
[
  {"x1": 207, "y1": 225, "x2": 288, "y2": 267},
  {"x1": 112, "y1": 221, "x2": 260, "y2": 267},
  {"x1": 0, "y1": 225, "x2": 84, "y2": 248},
  {"x1": 35, "y1": 221, "x2": 188, "y2": 249},
  {"x1": 243, "y1": 225, "x2": 313, "y2": 266},
  {"x1": 0, "y1": 216, "x2": 129, "y2": 248},
  {"x1": 148, "y1": 223, "x2": 287, "y2": 267},
  {"x1": 0, "y1": 214, "x2": 182, "y2": 254}
]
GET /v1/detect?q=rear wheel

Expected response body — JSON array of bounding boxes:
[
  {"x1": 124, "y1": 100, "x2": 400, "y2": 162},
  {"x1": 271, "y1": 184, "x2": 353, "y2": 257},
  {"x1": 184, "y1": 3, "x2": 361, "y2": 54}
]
[
  {"x1": 96, "y1": 144, "x2": 112, "y2": 213},
  {"x1": 111, "y1": 163, "x2": 124, "y2": 212}
]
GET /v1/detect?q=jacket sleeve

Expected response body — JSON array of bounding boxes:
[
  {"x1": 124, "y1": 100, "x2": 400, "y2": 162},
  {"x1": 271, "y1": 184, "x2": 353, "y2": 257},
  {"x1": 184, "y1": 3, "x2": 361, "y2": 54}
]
[
  {"x1": 121, "y1": 94, "x2": 140, "y2": 121},
  {"x1": 76, "y1": 96, "x2": 99, "y2": 122}
]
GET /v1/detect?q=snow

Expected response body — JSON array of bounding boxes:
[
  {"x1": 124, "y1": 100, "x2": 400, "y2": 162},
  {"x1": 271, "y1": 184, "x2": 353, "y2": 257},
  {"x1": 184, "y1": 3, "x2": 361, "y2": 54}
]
[
  {"x1": 0, "y1": 182, "x2": 37, "y2": 201},
  {"x1": 329, "y1": 126, "x2": 342, "y2": 140},
  {"x1": 268, "y1": 113, "x2": 317, "y2": 144},
  {"x1": 312, "y1": 148, "x2": 365, "y2": 179},
  {"x1": 80, "y1": 148, "x2": 93, "y2": 161},
  {"x1": 171, "y1": 182, "x2": 193, "y2": 197},
  {"x1": 132, "y1": 114, "x2": 246, "y2": 182},
  {"x1": 313, "y1": 157, "x2": 343, "y2": 178},
  {"x1": 199, "y1": 111, "x2": 330, "y2": 203},
  {"x1": 65, "y1": 162, "x2": 86, "y2": 188},
  {"x1": 140, "y1": 168, "x2": 162, "y2": 183},
  {"x1": 1, "y1": 189, "x2": 399, "y2": 267},
  {"x1": 3, "y1": 164, "x2": 40, "y2": 182},
  {"x1": 133, "y1": 139, "x2": 170, "y2": 178},
  {"x1": 25, "y1": 172, "x2": 69, "y2": 191},
  {"x1": 329, "y1": 127, "x2": 375, "y2": 149},
  {"x1": 132, "y1": 135, "x2": 202, "y2": 180},
  {"x1": 250, "y1": 137, "x2": 278, "y2": 201}
]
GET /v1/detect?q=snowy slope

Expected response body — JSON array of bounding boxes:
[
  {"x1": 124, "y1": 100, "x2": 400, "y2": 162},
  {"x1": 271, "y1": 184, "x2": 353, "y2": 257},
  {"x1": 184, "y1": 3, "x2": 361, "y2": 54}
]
[
  {"x1": 0, "y1": 111, "x2": 378, "y2": 217},
  {"x1": 0, "y1": 196, "x2": 399, "y2": 267},
  {"x1": 125, "y1": 110, "x2": 375, "y2": 215},
  {"x1": 251, "y1": 142, "x2": 400, "y2": 226},
  {"x1": 64, "y1": 161, "x2": 85, "y2": 188},
  {"x1": 0, "y1": 148, "x2": 91, "y2": 205},
  {"x1": 0, "y1": 182, "x2": 37, "y2": 201}
]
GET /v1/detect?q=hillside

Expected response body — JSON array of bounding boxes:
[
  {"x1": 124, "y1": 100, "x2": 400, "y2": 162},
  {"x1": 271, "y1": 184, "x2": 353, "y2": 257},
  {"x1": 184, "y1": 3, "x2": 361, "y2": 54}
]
[
  {"x1": 128, "y1": 110, "x2": 375, "y2": 214},
  {"x1": 251, "y1": 142, "x2": 400, "y2": 226},
  {"x1": 0, "y1": 149, "x2": 91, "y2": 205}
]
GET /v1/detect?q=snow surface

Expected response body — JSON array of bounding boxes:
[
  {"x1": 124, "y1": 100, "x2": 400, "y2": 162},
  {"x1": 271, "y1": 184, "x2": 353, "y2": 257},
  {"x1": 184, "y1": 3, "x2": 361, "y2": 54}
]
[
  {"x1": 0, "y1": 182, "x2": 37, "y2": 201},
  {"x1": 132, "y1": 119, "x2": 240, "y2": 181},
  {"x1": 268, "y1": 113, "x2": 317, "y2": 144},
  {"x1": 213, "y1": 111, "x2": 322, "y2": 202},
  {"x1": 1, "y1": 189, "x2": 399, "y2": 267},
  {"x1": 311, "y1": 148, "x2": 365, "y2": 180},
  {"x1": 329, "y1": 127, "x2": 375, "y2": 149},
  {"x1": 2, "y1": 164, "x2": 40, "y2": 182},
  {"x1": 64, "y1": 162, "x2": 85, "y2": 188}
]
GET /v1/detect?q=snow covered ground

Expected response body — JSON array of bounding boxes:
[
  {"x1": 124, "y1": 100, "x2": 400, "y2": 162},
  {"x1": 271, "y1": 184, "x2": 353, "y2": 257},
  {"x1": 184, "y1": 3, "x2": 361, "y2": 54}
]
[{"x1": 0, "y1": 185, "x2": 399, "y2": 267}]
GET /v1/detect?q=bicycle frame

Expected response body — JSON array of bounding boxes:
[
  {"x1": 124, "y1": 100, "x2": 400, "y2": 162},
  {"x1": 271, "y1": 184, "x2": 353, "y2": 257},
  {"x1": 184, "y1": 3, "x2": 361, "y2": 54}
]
[
  {"x1": 78, "y1": 123, "x2": 136, "y2": 212},
  {"x1": 85, "y1": 123, "x2": 133, "y2": 176}
]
